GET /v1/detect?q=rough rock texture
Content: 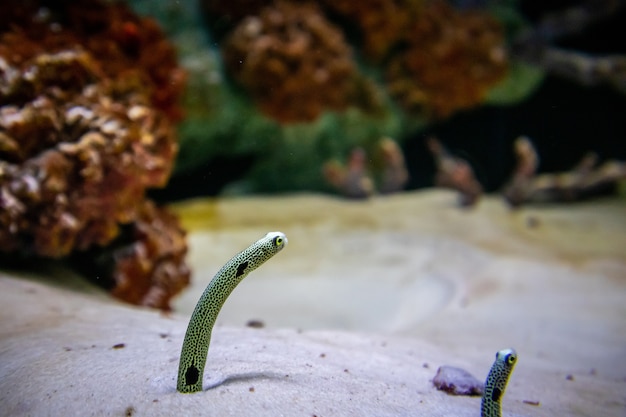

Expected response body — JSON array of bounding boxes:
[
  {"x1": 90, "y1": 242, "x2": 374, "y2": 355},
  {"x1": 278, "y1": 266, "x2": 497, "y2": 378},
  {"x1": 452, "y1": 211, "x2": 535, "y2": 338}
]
[
  {"x1": 0, "y1": 50, "x2": 177, "y2": 257},
  {"x1": 0, "y1": 0, "x2": 185, "y2": 120},
  {"x1": 0, "y1": 0, "x2": 189, "y2": 309},
  {"x1": 2, "y1": 191, "x2": 624, "y2": 416},
  {"x1": 432, "y1": 365, "x2": 484, "y2": 396}
]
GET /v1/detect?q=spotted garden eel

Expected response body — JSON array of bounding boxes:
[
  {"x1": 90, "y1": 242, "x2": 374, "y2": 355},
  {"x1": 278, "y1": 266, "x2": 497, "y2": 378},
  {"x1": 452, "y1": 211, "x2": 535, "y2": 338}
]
[
  {"x1": 481, "y1": 348, "x2": 518, "y2": 417},
  {"x1": 176, "y1": 231, "x2": 288, "y2": 393}
]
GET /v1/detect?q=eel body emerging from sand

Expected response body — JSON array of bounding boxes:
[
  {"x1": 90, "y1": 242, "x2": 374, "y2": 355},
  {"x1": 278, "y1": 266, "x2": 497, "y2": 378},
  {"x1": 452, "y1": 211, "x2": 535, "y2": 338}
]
[
  {"x1": 176, "y1": 232, "x2": 288, "y2": 393},
  {"x1": 481, "y1": 348, "x2": 518, "y2": 417}
]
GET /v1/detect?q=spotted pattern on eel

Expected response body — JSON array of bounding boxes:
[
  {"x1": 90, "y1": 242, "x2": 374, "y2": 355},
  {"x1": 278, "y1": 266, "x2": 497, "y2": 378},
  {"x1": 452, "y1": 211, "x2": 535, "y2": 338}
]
[
  {"x1": 176, "y1": 232, "x2": 287, "y2": 393},
  {"x1": 481, "y1": 348, "x2": 517, "y2": 417}
]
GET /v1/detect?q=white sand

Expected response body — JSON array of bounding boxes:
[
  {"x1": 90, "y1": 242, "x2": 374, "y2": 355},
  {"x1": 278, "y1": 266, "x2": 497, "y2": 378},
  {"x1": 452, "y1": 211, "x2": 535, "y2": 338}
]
[{"x1": 1, "y1": 190, "x2": 625, "y2": 416}]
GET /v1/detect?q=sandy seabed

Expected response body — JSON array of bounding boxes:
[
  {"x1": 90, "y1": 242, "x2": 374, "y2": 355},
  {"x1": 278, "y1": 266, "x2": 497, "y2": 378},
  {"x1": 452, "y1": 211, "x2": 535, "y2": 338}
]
[{"x1": 1, "y1": 190, "x2": 625, "y2": 416}]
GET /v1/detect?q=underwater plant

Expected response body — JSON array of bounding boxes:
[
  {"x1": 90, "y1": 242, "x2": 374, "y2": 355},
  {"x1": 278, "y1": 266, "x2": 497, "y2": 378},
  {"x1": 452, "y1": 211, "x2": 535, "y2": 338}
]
[
  {"x1": 322, "y1": 137, "x2": 408, "y2": 198},
  {"x1": 322, "y1": 147, "x2": 375, "y2": 199},
  {"x1": 177, "y1": 232, "x2": 288, "y2": 393},
  {"x1": 503, "y1": 137, "x2": 626, "y2": 206}
]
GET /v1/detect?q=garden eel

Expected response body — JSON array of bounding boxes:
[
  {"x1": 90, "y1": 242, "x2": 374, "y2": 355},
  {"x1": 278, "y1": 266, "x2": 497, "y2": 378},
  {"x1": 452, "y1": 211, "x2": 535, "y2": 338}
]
[
  {"x1": 176, "y1": 231, "x2": 287, "y2": 393},
  {"x1": 481, "y1": 348, "x2": 518, "y2": 417}
]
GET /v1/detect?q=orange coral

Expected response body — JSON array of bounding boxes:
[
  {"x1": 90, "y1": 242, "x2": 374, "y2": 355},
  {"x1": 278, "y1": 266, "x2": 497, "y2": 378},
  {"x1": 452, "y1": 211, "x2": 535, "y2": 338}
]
[
  {"x1": 319, "y1": 0, "x2": 421, "y2": 62},
  {"x1": 0, "y1": 0, "x2": 189, "y2": 310},
  {"x1": 85, "y1": 200, "x2": 190, "y2": 310},
  {"x1": 386, "y1": 0, "x2": 508, "y2": 118},
  {"x1": 0, "y1": 0, "x2": 185, "y2": 121},
  {"x1": 0, "y1": 56, "x2": 177, "y2": 255},
  {"x1": 200, "y1": 0, "x2": 271, "y2": 38},
  {"x1": 222, "y1": 1, "x2": 358, "y2": 123}
]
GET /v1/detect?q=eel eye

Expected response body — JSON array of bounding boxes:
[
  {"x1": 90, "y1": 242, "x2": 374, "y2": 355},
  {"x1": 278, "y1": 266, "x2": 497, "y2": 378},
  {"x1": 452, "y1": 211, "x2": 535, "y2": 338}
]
[
  {"x1": 506, "y1": 354, "x2": 516, "y2": 365},
  {"x1": 273, "y1": 236, "x2": 284, "y2": 247}
]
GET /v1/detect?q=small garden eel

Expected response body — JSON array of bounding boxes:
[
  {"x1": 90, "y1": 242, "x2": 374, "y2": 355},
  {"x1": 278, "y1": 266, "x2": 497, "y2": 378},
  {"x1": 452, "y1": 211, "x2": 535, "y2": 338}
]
[
  {"x1": 481, "y1": 348, "x2": 517, "y2": 417},
  {"x1": 176, "y1": 231, "x2": 288, "y2": 393}
]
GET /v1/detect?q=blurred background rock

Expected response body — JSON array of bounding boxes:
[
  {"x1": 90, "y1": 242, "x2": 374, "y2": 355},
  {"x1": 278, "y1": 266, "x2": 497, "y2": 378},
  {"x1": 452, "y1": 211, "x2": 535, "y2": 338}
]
[{"x1": 128, "y1": 0, "x2": 625, "y2": 199}]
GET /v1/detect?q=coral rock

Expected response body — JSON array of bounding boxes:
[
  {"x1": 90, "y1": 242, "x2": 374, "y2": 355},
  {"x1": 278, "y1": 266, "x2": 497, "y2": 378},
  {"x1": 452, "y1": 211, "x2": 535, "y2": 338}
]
[
  {"x1": 222, "y1": 1, "x2": 358, "y2": 123},
  {"x1": 0, "y1": 50, "x2": 177, "y2": 256},
  {"x1": 0, "y1": 0, "x2": 189, "y2": 309},
  {"x1": 0, "y1": 0, "x2": 186, "y2": 121},
  {"x1": 75, "y1": 200, "x2": 190, "y2": 311},
  {"x1": 386, "y1": 0, "x2": 508, "y2": 118},
  {"x1": 319, "y1": 0, "x2": 420, "y2": 62}
]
